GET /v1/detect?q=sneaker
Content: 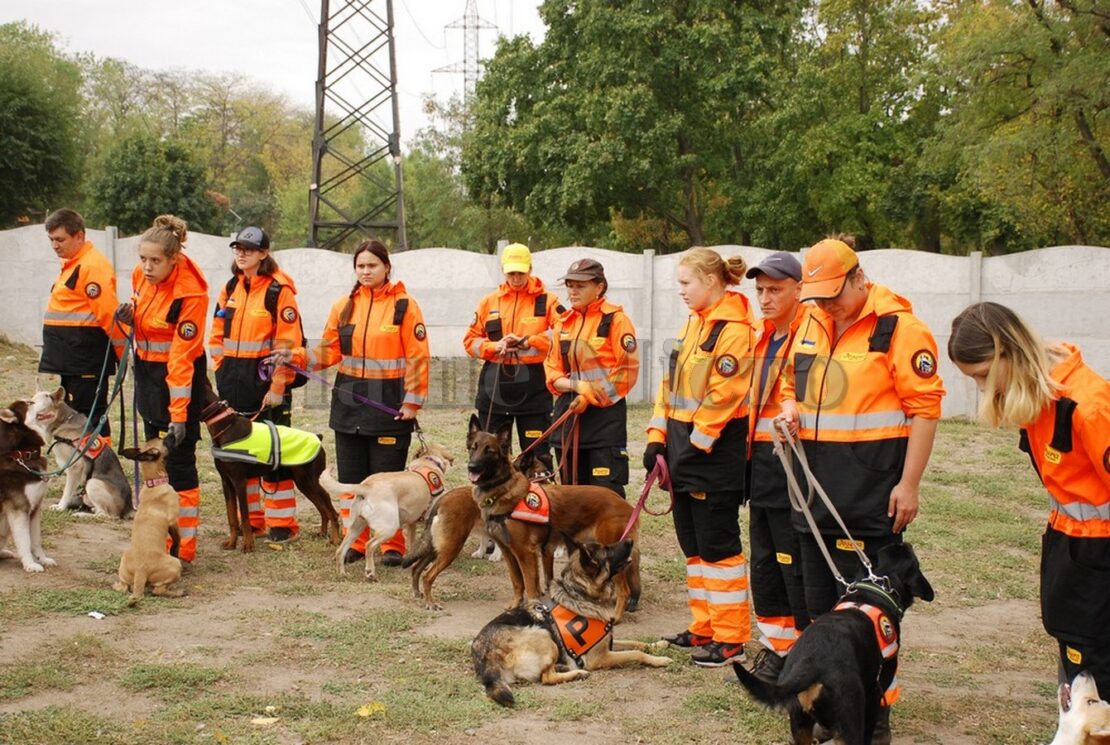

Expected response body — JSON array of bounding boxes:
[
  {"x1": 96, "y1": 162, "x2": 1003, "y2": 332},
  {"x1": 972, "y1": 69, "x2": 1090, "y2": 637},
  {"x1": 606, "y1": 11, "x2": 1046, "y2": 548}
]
[
  {"x1": 343, "y1": 548, "x2": 365, "y2": 565},
  {"x1": 661, "y1": 630, "x2": 713, "y2": 648},
  {"x1": 381, "y1": 550, "x2": 403, "y2": 567},
  {"x1": 265, "y1": 527, "x2": 297, "y2": 545},
  {"x1": 747, "y1": 647, "x2": 786, "y2": 685},
  {"x1": 691, "y1": 641, "x2": 746, "y2": 668}
]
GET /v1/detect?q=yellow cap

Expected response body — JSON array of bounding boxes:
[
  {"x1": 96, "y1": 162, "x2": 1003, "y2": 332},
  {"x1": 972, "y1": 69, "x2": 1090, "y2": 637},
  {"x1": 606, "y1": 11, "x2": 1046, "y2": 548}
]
[
  {"x1": 501, "y1": 243, "x2": 532, "y2": 274},
  {"x1": 799, "y1": 239, "x2": 859, "y2": 300}
]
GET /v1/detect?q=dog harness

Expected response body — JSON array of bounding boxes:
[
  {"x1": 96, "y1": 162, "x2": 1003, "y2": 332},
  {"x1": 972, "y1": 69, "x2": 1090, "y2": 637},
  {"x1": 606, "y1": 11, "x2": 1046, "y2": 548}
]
[
  {"x1": 540, "y1": 600, "x2": 612, "y2": 669},
  {"x1": 66, "y1": 433, "x2": 108, "y2": 461},
  {"x1": 212, "y1": 421, "x2": 322, "y2": 468},
  {"x1": 408, "y1": 464, "x2": 446, "y2": 499},
  {"x1": 833, "y1": 600, "x2": 899, "y2": 661},
  {"x1": 510, "y1": 482, "x2": 550, "y2": 524}
]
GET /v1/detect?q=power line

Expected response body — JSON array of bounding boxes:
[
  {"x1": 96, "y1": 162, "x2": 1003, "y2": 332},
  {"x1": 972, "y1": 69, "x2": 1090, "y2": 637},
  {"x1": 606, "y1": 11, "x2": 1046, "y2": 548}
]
[{"x1": 398, "y1": 0, "x2": 445, "y2": 50}]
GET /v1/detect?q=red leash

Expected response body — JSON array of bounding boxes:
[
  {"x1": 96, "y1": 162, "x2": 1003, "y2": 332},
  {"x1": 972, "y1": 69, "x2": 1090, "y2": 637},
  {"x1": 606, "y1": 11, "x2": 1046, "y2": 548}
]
[{"x1": 620, "y1": 454, "x2": 673, "y2": 541}]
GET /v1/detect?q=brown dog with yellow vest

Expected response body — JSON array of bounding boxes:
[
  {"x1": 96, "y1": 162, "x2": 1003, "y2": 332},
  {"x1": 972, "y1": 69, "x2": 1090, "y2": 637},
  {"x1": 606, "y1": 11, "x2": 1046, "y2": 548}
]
[
  {"x1": 466, "y1": 415, "x2": 642, "y2": 620},
  {"x1": 471, "y1": 537, "x2": 671, "y2": 707}
]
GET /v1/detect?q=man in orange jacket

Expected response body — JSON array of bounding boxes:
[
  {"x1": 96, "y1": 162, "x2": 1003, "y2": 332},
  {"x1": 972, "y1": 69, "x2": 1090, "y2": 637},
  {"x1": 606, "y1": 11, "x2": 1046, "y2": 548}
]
[
  {"x1": 40, "y1": 209, "x2": 124, "y2": 458},
  {"x1": 743, "y1": 252, "x2": 811, "y2": 683}
]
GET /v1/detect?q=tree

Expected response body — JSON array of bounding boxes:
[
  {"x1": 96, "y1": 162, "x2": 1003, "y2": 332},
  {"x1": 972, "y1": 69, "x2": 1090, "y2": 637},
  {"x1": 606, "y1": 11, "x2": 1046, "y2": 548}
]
[
  {"x1": 461, "y1": 0, "x2": 803, "y2": 252},
  {"x1": 88, "y1": 132, "x2": 217, "y2": 235},
  {"x1": 0, "y1": 23, "x2": 81, "y2": 225}
]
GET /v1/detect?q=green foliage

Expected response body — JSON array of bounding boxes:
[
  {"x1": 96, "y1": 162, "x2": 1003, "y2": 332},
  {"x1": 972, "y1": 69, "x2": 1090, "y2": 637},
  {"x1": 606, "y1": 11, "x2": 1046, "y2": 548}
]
[
  {"x1": 87, "y1": 132, "x2": 217, "y2": 235},
  {"x1": 0, "y1": 23, "x2": 81, "y2": 225}
]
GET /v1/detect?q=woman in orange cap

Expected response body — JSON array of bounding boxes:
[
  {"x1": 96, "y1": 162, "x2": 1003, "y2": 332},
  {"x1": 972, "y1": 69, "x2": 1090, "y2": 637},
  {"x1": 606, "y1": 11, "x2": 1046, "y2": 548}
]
[
  {"x1": 949, "y1": 302, "x2": 1109, "y2": 698},
  {"x1": 543, "y1": 258, "x2": 639, "y2": 498}
]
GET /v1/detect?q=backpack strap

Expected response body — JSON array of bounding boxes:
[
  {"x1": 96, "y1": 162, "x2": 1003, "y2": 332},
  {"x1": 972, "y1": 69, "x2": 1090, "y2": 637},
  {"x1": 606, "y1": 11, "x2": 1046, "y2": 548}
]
[
  {"x1": 698, "y1": 320, "x2": 729, "y2": 353},
  {"x1": 166, "y1": 298, "x2": 184, "y2": 325},
  {"x1": 1050, "y1": 397, "x2": 1077, "y2": 454},
  {"x1": 65, "y1": 266, "x2": 80, "y2": 290},
  {"x1": 393, "y1": 297, "x2": 409, "y2": 327},
  {"x1": 596, "y1": 311, "x2": 616, "y2": 338},
  {"x1": 264, "y1": 280, "x2": 282, "y2": 320},
  {"x1": 533, "y1": 294, "x2": 547, "y2": 317},
  {"x1": 868, "y1": 315, "x2": 899, "y2": 353}
]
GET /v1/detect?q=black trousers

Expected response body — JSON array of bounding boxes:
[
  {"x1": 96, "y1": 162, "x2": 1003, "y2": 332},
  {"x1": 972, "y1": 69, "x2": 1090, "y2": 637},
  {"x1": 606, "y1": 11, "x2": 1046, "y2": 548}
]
[
  {"x1": 554, "y1": 446, "x2": 629, "y2": 499},
  {"x1": 482, "y1": 410, "x2": 552, "y2": 459},
  {"x1": 334, "y1": 431, "x2": 411, "y2": 483},
  {"x1": 142, "y1": 421, "x2": 200, "y2": 491},
  {"x1": 672, "y1": 490, "x2": 743, "y2": 563},
  {"x1": 62, "y1": 373, "x2": 112, "y2": 438},
  {"x1": 750, "y1": 505, "x2": 810, "y2": 631},
  {"x1": 1057, "y1": 639, "x2": 1110, "y2": 697},
  {"x1": 798, "y1": 531, "x2": 903, "y2": 619}
]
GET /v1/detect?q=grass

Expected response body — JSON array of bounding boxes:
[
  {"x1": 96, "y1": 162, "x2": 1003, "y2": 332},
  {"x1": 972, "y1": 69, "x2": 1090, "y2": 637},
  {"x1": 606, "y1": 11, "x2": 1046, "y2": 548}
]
[{"x1": 0, "y1": 334, "x2": 1064, "y2": 744}]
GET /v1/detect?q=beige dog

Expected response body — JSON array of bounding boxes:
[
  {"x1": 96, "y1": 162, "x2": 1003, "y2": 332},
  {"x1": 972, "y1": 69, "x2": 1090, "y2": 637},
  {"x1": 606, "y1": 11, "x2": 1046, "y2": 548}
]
[
  {"x1": 1050, "y1": 671, "x2": 1110, "y2": 745},
  {"x1": 114, "y1": 438, "x2": 183, "y2": 606},
  {"x1": 319, "y1": 442, "x2": 453, "y2": 581}
]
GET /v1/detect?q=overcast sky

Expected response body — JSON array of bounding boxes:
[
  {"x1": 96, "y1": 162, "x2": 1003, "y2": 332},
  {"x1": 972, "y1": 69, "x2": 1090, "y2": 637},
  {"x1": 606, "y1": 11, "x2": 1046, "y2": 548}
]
[{"x1": 2, "y1": 0, "x2": 545, "y2": 143}]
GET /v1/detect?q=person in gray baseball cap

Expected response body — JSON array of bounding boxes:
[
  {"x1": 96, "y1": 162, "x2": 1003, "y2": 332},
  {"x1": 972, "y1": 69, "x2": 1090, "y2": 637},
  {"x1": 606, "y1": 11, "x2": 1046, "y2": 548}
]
[{"x1": 745, "y1": 251, "x2": 802, "y2": 282}]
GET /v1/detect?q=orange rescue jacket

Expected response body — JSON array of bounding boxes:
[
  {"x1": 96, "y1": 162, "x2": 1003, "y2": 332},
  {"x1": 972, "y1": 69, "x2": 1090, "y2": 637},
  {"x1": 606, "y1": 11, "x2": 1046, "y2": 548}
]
[
  {"x1": 1021, "y1": 344, "x2": 1110, "y2": 539},
  {"x1": 129, "y1": 253, "x2": 209, "y2": 425},
  {"x1": 208, "y1": 269, "x2": 304, "y2": 408},
  {"x1": 40, "y1": 241, "x2": 124, "y2": 375},
  {"x1": 544, "y1": 298, "x2": 639, "y2": 448},
  {"x1": 299, "y1": 280, "x2": 429, "y2": 436},
  {"x1": 779, "y1": 283, "x2": 945, "y2": 535}
]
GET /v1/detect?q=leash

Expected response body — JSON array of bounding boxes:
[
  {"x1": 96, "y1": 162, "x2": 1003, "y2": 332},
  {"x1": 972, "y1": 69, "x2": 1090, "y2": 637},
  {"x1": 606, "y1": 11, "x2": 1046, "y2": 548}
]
[
  {"x1": 771, "y1": 419, "x2": 883, "y2": 590},
  {"x1": 482, "y1": 351, "x2": 520, "y2": 432},
  {"x1": 514, "y1": 396, "x2": 584, "y2": 467},
  {"x1": 619, "y1": 453, "x2": 673, "y2": 541},
  {"x1": 259, "y1": 358, "x2": 429, "y2": 451}
]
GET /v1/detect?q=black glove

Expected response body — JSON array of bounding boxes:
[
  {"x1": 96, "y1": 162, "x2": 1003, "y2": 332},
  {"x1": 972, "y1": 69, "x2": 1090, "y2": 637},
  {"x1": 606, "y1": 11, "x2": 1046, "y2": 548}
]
[
  {"x1": 642, "y1": 442, "x2": 666, "y2": 473},
  {"x1": 165, "y1": 422, "x2": 186, "y2": 450},
  {"x1": 115, "y1": 302, "x2": 134, "y2": 325}
]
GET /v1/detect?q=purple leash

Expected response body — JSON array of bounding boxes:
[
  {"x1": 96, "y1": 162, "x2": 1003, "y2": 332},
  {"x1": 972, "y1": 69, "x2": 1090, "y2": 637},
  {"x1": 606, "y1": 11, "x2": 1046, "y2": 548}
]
[{"x1": 257, "y1": 359, "x2": 403, "y2": 418}]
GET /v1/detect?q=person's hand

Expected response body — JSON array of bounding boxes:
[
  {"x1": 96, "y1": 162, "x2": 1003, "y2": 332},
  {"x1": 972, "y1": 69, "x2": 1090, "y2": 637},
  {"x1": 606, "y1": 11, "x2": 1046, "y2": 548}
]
[
  {"x1": 395, "y1": 403, "x2": 420, "y2": 421},
  {"x1": 115, "y1": 302, "x2": 134, "y2": 325},
  {"x1": 263, "y1": 390, "x2": 285, "y2": 409},
  {"x1": 774, "y1": 400, "x2": 800, "y2": 441},
  {"x1": 568, "y1": 394, "x2": 588, "y2": 415},
  {"x1": 268, "y1": 348, "x2": 294, "y2": 365},
  {"x1": 888, "y1": 480, "x2": 920, "y2": 533},
  {"x1": 573, "y1": 379, "x2": 611, "y2": 407},
  {"x1": 642, "y1": 442, "x2": 666, "y2": 473},
  {"x1": 165, "y1": 422, "x2": 186, "y2": 449}
]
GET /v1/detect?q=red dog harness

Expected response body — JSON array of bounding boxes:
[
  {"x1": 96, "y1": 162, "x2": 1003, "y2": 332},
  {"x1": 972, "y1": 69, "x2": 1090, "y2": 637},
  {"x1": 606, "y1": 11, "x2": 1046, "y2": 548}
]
[
  {"x1": 408, "y1": 465, "x2": 446, "y2": 499},
  {"x1": 833, "y1": 600, "x2": 899, "y2": 660},
  {"x1": 72, "y1": 433, "x2": 108, "y2": 460},
  {"x1": 510, "y1": 482, "x2": 550, "y2": 524},
  {"x1": 541, "y1": 600, "x2": 612, "y2": 669}
]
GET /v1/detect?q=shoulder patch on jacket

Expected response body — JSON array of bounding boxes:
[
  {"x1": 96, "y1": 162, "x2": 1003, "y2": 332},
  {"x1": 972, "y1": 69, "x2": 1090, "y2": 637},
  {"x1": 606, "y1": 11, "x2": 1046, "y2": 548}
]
[
  {"x1": 85, "y1": 282, "x2": 101, "y2": 298},
  {"x1": 716, "y1": 354, "x2": 739, "y2": 377},
  {"x1": 177, "y1": 320, "x2": 199, "y2": 340},
  {"x1": 280, "y1": 306, "x2": 297, "y2": 323},
  {"x1": 414, "y1": 323, "x2": 427, "y2": 341},
  {"x1": 910, "y1": 349, "x2": 936, "y2": 378},
  {"x1": 620, "y1": 333, "x2": 636, "y2": 353}
]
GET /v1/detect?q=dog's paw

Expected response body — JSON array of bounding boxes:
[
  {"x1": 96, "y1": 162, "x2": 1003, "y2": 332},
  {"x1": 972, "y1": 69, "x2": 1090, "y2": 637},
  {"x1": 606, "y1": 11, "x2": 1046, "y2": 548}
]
[
  {"x1": 649, "y1": 640, "x2": 670, "y2": 651},
  {"x1": 112, "y1": 581, "x2": 128, "y2": 593},
  {"x1": 22, "y1": 560, "x2": 45, "y2": 573},
  {"x1": 49, "y1": 503, "x2": 67, "y2": 512},
  {"x1": 487, "y1": 546, "x2": 503, "y2": 562},
  {"x1": 425, "y1": 602, "x2": 443, "y2": 611},
  {"x1": 35, "y1": 555, "x2": 56, "y2": 567},
  {"x1": 575, "y1": 670, "x2": 591, "y2": 680},
  {"x1": 220, "y1": 537, "x2": 237, "y2": 551},
  {"x1": 364, "y1": 571, "x2": 379, "y2": 582},
  {"x1": 469, "y1": 545, "x2": 485, "y2": 559},
  {"x1": 649, "y1": 655, "x2": 672, "y2": 667}
]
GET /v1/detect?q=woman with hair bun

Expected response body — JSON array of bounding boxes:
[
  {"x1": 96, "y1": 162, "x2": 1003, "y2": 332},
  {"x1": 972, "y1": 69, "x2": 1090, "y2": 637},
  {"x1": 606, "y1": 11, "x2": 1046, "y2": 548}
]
[
  {"x1": 277, "y1": 239, "x2": 430, "y2": 566},
  {"x1": 117, "y1": 214, "x2": 209, "y2": 565},
  {"x1": 648, "y1": 247, "x2": 755, "y2": 668},
  {"x1": 949, "y1": 301, "x2": 1110, "y2": 697}
]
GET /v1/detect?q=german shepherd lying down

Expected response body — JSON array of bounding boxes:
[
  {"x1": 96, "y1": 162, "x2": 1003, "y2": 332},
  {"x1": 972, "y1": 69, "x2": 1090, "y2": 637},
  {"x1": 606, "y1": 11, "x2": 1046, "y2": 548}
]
[
  {"x1": 1050, "y1": 672, "x2": 1110, "y2": 745},
  {"x1": 402, "y1": 452, "x2": 552, "y2": 610},
  {"x1": 732, "y1": 542, "x2": 934, "y2": 745},
  {"x1": 471, "y1": 538, "x2": 671, "y2": 707},
  {"x1": 466, "y1": 415, "x2": 642, "y2": 619}
]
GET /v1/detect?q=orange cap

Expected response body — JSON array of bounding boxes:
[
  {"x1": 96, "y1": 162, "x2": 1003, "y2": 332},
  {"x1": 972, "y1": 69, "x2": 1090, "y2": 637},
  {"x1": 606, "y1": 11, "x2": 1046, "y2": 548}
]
[{"x1": 799, "y1": 239, "x2": 859, "y2": 300}]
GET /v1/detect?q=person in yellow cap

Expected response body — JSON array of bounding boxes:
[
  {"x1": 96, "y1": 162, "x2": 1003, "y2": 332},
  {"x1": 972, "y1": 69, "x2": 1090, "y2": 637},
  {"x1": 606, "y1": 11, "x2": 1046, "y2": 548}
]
[
  {"x1": 776, "y1": 235, "x2": 946, "y2": 744},
  {"x1": 464, "y1": 243, "x2": 564, "y2": 460}
]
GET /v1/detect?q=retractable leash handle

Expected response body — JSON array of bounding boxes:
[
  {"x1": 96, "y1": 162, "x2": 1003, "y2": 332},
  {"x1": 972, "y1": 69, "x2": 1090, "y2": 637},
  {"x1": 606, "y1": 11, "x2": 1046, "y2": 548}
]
[
  {"x1": 619, "y1": 454, "x2": 674, "y2": 542},
  {"x1": 771, "y1": 418, "x2": 879, "y2": 588}
]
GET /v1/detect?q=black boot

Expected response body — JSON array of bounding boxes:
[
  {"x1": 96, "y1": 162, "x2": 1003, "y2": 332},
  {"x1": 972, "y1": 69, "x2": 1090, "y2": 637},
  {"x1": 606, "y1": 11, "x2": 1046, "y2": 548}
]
[{"x1": 872, "y1": 706, "x2": 892, "y2": 745}]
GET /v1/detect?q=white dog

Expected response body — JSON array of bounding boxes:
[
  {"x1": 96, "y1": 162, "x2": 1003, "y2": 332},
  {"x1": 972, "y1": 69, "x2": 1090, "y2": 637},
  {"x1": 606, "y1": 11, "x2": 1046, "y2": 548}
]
[{"x1": 1049, "y1": 671, "x2": 1110, "y2": 745}]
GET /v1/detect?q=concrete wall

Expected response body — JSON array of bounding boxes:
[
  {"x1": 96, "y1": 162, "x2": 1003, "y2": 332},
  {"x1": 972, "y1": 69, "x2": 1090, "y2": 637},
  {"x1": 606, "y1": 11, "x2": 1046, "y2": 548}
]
[{"x1": 4, "y1": 224, "x2": 1108, "y2": 417}]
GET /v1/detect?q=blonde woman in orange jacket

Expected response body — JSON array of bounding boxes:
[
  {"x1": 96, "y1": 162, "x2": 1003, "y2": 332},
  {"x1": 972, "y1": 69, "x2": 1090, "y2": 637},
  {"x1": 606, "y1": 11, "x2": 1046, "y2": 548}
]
[{"x1": 647, "y1": 247, "x2": 755, "y2": 668}]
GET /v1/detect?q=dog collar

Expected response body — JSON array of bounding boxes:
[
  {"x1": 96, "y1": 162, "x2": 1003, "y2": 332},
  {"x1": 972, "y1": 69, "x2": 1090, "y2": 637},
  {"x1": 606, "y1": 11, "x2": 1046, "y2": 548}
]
[
  {"x1": 8, "y1": 448, "x2": 42, "y2": 462},
  {"x1": 845, "y1": 580, "x2": 903, "y2": 621},
  {"x1": 144, "y1": 477, "x2": 170, "y2": 488}
]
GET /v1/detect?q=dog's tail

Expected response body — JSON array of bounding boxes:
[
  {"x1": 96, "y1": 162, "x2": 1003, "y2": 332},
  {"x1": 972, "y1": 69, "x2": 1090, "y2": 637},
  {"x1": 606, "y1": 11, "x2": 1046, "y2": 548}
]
[
  {"x1": 478, "y1": 666, "x2": 514, "y2": 708},
  {"x1": 401, "y1": 506, "x2": 440, "y2": 569},
  {"x1": 731, "y1": 661, "x2": 794, "y2": 709},
  {"x1": 126, "y1": 570, "x2": 148, "y2": 607},
  {"x1": 318, "y1": 469, "x2": 362, "y2": 500}
]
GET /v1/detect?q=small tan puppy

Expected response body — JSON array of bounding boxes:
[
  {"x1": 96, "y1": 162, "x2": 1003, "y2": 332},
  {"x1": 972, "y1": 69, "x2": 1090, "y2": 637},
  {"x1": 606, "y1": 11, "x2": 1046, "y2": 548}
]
[
  {"x1": 319, "y1": 442, "x2": 453, "y2": 581},
  {"x1": 114, "y1": 438, "x2": 183, "y2": 606},
  {"x1": 1050, "y1": 671, "x2": 1110, "y2": 745}
]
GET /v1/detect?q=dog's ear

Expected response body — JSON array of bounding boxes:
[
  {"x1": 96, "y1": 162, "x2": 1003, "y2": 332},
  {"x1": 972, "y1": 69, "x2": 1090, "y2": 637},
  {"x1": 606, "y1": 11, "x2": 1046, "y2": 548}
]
[
  {"x1": 468, "y1": 413, "x2": 482, "y2": 436},
  {"x1": 560, "y1": 531, "x2": 584, "y2": 558},
  {"x1": 0, "y1": 408, "x2": 16, "y2": 424},
  {"x1": 139, "y1": 448, "x2": 163, "y2": 462},
  {"x1": 53, "y1": 386, "x2": 66, "y2": 403},
  {"x1": 900, "y1": 543, "x2": 935, "y2": 602},
  {"x1": 606, "y1": 540, "x2": 634, "y2": 574},
  {"x1": 119, "y1": 447, "x2": 141, "y2": 461},
  {"x1": 495, "y1": 421, "x2": 514, "y2": 454}
]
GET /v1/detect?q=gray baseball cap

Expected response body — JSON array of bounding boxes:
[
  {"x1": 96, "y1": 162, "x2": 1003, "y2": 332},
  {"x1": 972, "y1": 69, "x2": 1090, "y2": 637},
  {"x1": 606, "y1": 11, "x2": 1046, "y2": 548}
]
[{"x1": 745, "y1": 251, "x2": 801, "y2": 281}]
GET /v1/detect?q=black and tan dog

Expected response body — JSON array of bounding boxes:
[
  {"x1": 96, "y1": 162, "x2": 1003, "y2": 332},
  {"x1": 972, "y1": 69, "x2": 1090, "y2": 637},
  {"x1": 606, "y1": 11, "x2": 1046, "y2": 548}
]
[
  {"x1": 732, "y1": 542, "x2": 934, "y2": 745},
  {"x1": 466, "y1": 415, "x2": 642, "y2": 619},
  {"x1": 0, "y1": 399, "x2": 55, "y2": 573},
  {"x1": 471, "y1": 537, "x2": 671, "y2": 707},
  {"x1": 402, "y1": 452, "x2": 553, "y2": 610},
  {"x1": 198, "y1": 381, "x2": 340, "y2": 552}
]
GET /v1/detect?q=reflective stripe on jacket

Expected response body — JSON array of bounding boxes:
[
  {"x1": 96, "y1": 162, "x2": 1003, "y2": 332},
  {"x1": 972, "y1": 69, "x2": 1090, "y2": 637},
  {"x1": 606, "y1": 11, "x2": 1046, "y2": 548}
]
[
  {"x1": 40, "y1": 242, "x2": 124, "y2": 375},
  {"x1": 129, "y1": 254, "x2": 209, "y2": 425}
]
